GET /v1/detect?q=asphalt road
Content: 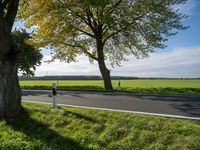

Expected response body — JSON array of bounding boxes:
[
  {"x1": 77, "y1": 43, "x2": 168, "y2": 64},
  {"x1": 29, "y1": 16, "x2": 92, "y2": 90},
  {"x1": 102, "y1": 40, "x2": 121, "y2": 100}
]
[{"x1": 22, "y1": 90, "x2": 200, "y2": 119}]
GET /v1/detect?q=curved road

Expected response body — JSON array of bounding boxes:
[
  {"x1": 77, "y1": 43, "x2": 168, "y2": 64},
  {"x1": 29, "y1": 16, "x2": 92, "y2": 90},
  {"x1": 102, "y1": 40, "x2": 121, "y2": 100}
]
[{"x1": 22, "y1": 90, "x2": 200, "y2": 120}]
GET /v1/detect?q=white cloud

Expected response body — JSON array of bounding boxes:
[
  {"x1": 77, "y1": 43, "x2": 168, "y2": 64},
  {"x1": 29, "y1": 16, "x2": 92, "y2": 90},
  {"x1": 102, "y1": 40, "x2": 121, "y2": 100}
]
[
  {"x1": 35, "y1": 47, "x2": 200, "y2": 78},
  {"x1": 36, "y1": 55, "x2": 100, "y2": 76},
  {"x1": 112, "y1": 47, "x2": 200, "y2": 77}
]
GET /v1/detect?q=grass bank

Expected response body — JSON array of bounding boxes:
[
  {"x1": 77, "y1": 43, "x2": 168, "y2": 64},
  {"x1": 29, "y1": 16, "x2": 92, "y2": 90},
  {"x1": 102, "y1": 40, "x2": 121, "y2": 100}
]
[
  {"x1": 0, "y1": 102, "x2": 200, "y2": 150},
  {"x1": 20, "y1": 80, "x2": 200, "y2": 96}
]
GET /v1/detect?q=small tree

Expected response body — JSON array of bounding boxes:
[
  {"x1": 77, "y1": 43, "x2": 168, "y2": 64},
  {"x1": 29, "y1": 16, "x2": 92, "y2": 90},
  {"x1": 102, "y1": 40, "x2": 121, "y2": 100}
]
[
  {"x1": 20, "y1": 0, "x2": 187, "y2": 90},
  {"x1": 12, "y1": 29, "x2": 43, "y2": 76}
]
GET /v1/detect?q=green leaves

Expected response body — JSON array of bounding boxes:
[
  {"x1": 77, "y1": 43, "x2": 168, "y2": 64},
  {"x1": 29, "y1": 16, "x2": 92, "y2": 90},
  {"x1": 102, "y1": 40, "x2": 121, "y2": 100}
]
[
  {"x1": 19, "y1": 0, "x2": 187, "y2": 66},
  {"x1": 12, "y1": 29, "x2": 43, "y2": 76}
]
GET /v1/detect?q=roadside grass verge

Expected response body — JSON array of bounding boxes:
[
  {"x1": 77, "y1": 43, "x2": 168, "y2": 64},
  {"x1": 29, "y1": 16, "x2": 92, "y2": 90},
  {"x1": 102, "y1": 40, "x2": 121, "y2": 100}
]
[
  {"x1": 20, "y1": 85, "x2": 200, "y2": 96},
  {"x1": 0, "y1": 102, "x2": 200, "y2": 150},
  {"x1": 121, "y1": 87, "x2": 200, "y2": 96}
]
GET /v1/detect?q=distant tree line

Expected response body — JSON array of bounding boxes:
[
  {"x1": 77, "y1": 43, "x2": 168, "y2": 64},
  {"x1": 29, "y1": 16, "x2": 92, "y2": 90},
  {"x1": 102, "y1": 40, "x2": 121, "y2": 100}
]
[{"x1": 19, "y1": 75, "x2": 200, "y2": 81}]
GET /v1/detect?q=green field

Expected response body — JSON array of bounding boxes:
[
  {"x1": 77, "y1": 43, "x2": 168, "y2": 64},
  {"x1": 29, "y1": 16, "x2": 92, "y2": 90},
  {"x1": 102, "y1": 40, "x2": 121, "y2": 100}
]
[
  {"x1": 20, "y1": 80, "x2": 200, "y2": 95},
  {"x1": 20, "y1": 79, "x2": 200, "y2": 88},
  {"x1": 0, "y1": 102, "x2": 199, "y2": 150}
]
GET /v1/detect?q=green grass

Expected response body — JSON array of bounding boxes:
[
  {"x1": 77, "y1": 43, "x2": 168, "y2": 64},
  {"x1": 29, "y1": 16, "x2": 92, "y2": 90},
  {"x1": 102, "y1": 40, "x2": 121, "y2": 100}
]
[
  {"x1": 0, "y1": 102, "x2": 200, "y2": 150},
  {"x1": 20, "y1": 80, "x2": 200, "y2": 95},
  {"x1": 20, "y1": 80, "x2": 200, "y2": 88}
]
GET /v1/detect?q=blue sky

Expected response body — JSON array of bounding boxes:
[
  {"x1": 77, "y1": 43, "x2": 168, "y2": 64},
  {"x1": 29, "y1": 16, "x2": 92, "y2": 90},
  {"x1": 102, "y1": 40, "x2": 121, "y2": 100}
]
[
  {"x1": 165, "y1": 0, "x2": 200, "y2": 50},
  {"x1": 14, "y1": 0, "x2": 200, "y2": 77}
]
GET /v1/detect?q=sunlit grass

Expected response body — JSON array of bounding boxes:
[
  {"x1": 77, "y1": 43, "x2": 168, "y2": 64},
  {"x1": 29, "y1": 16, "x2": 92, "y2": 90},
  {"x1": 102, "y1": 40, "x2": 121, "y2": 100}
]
[
  {"x1": 20, "y1": 80, "x2": 200, "y2": 88},
  {"x1": 0, "y1": 102, "x2": 199, "y2": 150}
]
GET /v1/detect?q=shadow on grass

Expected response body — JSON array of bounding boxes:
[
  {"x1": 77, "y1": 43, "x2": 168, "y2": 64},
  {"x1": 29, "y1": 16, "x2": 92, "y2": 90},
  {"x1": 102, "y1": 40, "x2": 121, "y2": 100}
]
[
  {"x1": 59, "y1": 86, "x2": 105, "y2": 91},
  {"x1": 5, "y1": 110, "x2": 87, "y2": 150},
  {"x1": 59, "y1": 107, "x2": 98, "y2": 123},
  {"x1": 21, "y1": 85, "x2": 105, "y2": 92}
]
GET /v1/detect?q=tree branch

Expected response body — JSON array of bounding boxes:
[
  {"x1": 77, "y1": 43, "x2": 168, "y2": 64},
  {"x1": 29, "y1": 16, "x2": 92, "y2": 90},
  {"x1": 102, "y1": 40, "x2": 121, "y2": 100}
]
[
  {"x1": 86, "y1": 10, "x2": 97, "y2": 34},
  {"x1": 102, "y1": 12, "x2": 148, "y2": 44},
  {"x1": 73, "y1": 40, "x2": 98, "y2": 61},
  {"x1": 5, "y1": 0, "x2": 19, "y2": 31},
  {"x1": 102, "y1": 30, "x2": 121, "y2": 45},
  {"x1": 55, "y1": 40, "x2": 98, "y2": 61},
  {"x1": 58, "y1": 0, "x2": 96, "y2": 35},
  {"x1": 70, "y1": 23, "x2": 95, "y2": 38},
  {"x1": 104, "y1": 0, "x2": 122, "y2": 17},
  {"x1": 87, "y1": 8, "x2": 98, "y2": 29}
]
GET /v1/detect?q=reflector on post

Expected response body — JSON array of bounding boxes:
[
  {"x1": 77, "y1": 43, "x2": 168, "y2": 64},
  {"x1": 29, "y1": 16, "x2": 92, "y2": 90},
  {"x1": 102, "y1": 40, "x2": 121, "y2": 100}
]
[{"x1": 52, "y1": 83, "x2": 57, "y2": 108}]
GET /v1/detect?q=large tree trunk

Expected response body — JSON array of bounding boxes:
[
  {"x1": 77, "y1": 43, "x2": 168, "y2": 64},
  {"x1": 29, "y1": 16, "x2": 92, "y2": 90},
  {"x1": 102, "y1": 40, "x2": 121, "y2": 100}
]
[
  {"x1": 96, "y1": 37, "x2": 113, "y2": 90},
  {"x1": 0, "y1": 21, "x2": 22, "y2": 119},
  {"x1": 0, "y1": 60, "x2": 22, "y2": 119}
]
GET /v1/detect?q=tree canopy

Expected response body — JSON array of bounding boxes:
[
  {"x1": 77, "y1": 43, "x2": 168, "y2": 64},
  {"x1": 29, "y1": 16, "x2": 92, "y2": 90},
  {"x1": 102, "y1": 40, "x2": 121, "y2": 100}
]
[
  {"x1": 19, "y1": 0, "x2": 188, "y2": 89},
  {"x1": 12, "y1": 29, "x2": 43, "y2": 76}
]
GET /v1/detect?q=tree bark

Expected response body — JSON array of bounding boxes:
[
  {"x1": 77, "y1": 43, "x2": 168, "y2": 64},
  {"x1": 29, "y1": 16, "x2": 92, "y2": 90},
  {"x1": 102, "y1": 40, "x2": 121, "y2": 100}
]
[
  {"x1": 96, "y1": 37, "x2": 113, "y2": 90},
  {"x1": 0, "y1": 41, "x2": 22, "y2": 119},
  {"x1": 98, "y1": 59, "x2": 113, "y2": 90},
  {"x1": 0, "y1": 59, "x2": 22, "y2": 119},
  {"x1": 0, "y1": 14, "x2": 22, "y2": 119}
]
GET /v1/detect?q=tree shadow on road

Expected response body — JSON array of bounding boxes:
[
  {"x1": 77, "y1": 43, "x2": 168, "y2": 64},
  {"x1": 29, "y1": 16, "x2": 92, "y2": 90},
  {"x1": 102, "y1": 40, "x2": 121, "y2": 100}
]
[
  {"x1": 171, "y1": 103, "x2": 200, "y2": 117},
  {"x1": 6, "y1": 110, "x2": 87, "y2": 150}
]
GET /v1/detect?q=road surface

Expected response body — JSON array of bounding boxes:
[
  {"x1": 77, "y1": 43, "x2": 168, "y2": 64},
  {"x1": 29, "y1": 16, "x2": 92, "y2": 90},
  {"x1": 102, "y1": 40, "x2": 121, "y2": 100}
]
[{"x1": 22, "y1": 90, "x2": 200, "y2": 119}]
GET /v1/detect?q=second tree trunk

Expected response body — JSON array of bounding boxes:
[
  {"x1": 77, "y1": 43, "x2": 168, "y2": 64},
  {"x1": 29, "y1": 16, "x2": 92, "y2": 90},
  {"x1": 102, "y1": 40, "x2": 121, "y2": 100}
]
[{"x1": 98, "y1": 59, "x2": 113, "y2": 90}]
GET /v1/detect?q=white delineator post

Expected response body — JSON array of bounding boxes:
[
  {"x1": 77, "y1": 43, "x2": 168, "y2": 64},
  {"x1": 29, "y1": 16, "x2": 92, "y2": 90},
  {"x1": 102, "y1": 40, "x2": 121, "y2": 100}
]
[
  {"x1": 118, "y1": 79, "x2": 121, "y2": 91},
  {"x1": 52, "y1": 83, "x2": 57, "y2": 108}
]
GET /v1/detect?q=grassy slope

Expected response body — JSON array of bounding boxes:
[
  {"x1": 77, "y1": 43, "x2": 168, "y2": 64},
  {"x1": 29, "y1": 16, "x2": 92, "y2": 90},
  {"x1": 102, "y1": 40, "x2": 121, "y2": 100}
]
[
  {"x1": 0, "y1": 102, "x2": 200, "y2": 150},
  {"x1": 20, "y1": 80, "x2": 200, "y2": 95}
]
